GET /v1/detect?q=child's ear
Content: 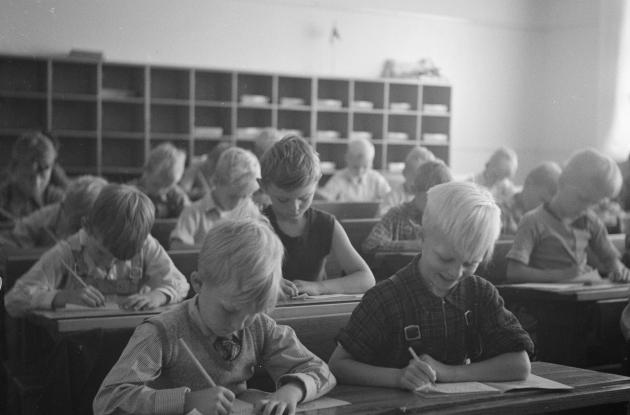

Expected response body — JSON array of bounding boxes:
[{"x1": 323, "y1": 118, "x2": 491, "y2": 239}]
[{"x1": 190, "y1": 271, "x2": 203, "y2": 294}]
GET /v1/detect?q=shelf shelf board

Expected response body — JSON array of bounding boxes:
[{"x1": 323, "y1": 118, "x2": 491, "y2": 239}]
[
  {"x1": 149, "y1": 132, "x2": 191, "y2": 140},
  {"x1": 101, "y1": 97, "x2": 145, "y2": 104},
  {"x1": 388, "y1": 110, "x2": 419, "y2": 116},
  {"x1": 53, "y1": 129, "x2": 98, "y2": 138},
  {"x1": 150, "y1": 98, "x2": 190, "y2": 106},
  {"x1": 237, "y1": 103, "x2": 274, "y2": 110},
  {"x1": 420, "y1": 140, "x2": 449, "y2": 146},
  {"x1": 193, "y1": 135, "x2": 232, "y2": 141},
  {"x1": 195, "y1": 100, "x2": 232, "y2": 108},
  {"x1": 316, "y1": 138, "x2": 348, "y2": 144},
  {"x1": 277, "y1": 105, "x2": 312, "y2": 112},
  {"x1": 0, "y1": 90, "x2": 47, "y2": 99},
  {"x1": 102, "y1": 131, "x2": 146, "y2": 140},
  {"x1": 316, "y1": 107, "x2": 348, "y2": 113},
  {"x1": 52, "y1": 93, "x2": 97, "y2": 102},
  {"x1": 421, "y1": 112, "x2": 451, "y2": 117},
  {"x1": 384, "y1": 139, "x2": 419, "y2": 145},
  {"x1": 351, "y1": 108, "x2": 385, "y2": 115}
]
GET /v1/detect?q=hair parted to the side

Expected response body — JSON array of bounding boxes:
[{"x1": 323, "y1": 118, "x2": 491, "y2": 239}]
[
  {"x1": 260, "y1": 135, "x2": 322, "y2": 190},
  {"x1": 560, "y1": 148, "x2": 623, "y2": 199},
  {"x1": 197, "y1": 218, "x2": 284, "y2": 313},
  {"x1": 524, "y1": 162, "x2": 561, "y2": 195},
  {"x1": 410, "y1": 160, "x2": 453, "y2": 194},
  {"x1": 62, "y1": 175, "x2": 108, "y2": 229},
  {"x1": 423, "y1": 181, "x2": 501, "y2": 263},
  {"x1": 145, "y1": 142, "x2": 186, "y2": 186},
  {"x1": 199, "y1": 142, "x2": 233, "y2": 182},
  {"x1": 213, "y1": 147, "x2": 260, "y2": 188},
  {"x1": 405, "y1": 146, "x2": 436, "y2": 167},
  {"x1": 10, "y1": 130, "x2": 57, "y2": 169},
  {"x1": 85, "y1": 184, "x2": 155, "y2": 260}
]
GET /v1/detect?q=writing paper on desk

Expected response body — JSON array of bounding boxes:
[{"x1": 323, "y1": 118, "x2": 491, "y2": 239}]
[
  {"x1": 515, "y1": 282, "x2": 627, "y2": 292},
  {"x1": 415, "y1": 374, "x2": 572, "y2": 397},
  {"x1": 64, "y1": 302, "x2": 120, "y2": 311},
  {"x1": 200, "y1": 397, "x2": 349, "y2": 415},
  {"x1": 292, "y1": 293, "x2": 363, "y2": 300}
]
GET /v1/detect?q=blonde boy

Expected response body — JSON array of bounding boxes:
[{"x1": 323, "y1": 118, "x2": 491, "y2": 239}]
[
  {"x1": 472, "y1": 146, "x2": 519, "y2": 205},
  {"x1": 5, "y1": 184, "x2": 189, "y2": 317},
  {"x1": 363, "y1": 160, "x2": 452, "y2": 253},
  {"x1": 170, "y1": 147, "x2": 261, "y2": 249},
  {"x1": 9, "y1": 175, "x2": 108, "y2": 248},
  {"x1": 379, "y1": 146, "x2": 436, "y2": 216},
  {"x1": 506, "y1": 148, "x2": 630, "y2": 283},
  {"x1": 499, "y1": 162, "x2": 561, "y2": 236},
  {"x1": 260, "y1": 135, "x2": 374, "y2": 297},
  {"x1": 319, "y1": 137, "x2": 390, "y2": 202},
  {"x1": 330, "y1": 181, "x2": 533, "y2": 390},
  {"x1": 132, "y1": 142, "x2": 189, "y2": 218},
  {"x1": 94, "y1": 219, "x2": 336, "y2": 415}
]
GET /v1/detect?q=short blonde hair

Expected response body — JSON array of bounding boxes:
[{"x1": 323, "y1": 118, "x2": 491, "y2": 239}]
[
  {"x1": 145, "y1": 142, "x2": 186, "y2": 186},
  {"x1": 410, "y1": 160, "x2": 452, "y2": 194},
  {"x1": 347, "y1": 137, "x2": 375, "y2": 160},
  {"x1": 199, "y1": 142, "x2": 233, "y2": 182},
  {"x1": 213, "y1": 147, "x2": 260, "y2": 188},
  {"x1": 405, "y1": 146, "x2": 436, "y2": 167},
  {"x1": 487, "y1": 147, "x2": 518, "y2": 169},
  {"x1": 423, "y1": 181, "x2": 500, "y2": 263},
  {"x1": 561, "y1": 148, "x2": 622, "y2": 199},
  {"x1": 524, "y1": 162, "x2": 561, "y2": 195},
  {"x1": 62, "y1": 175, "x2": 108, "y2": 228},
  {"x1": 260, "y1": 135, "x2": 322, "y2": 190},
  {"x1": 10, "y1": 130, "x2": 57, "y2": 170},
  {"x1": 197, "y1": 218, "x2": 283, "y2": 312}
]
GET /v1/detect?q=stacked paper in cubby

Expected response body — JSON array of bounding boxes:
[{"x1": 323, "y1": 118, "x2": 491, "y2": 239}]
[
  {"x1": 423, "y1": 104, "x2": 448, "y2": 113},
  {"x1": 423, "y1": 133, "x2": 448, "y2": 142},
  {"x1": 194, "y1": 126, "x2": 223, "y2": 138},
  {"x1": 237, "y1": 127, "x2": 264, "y2": 139},
  {"x1": 240, "y1": 94, "x2": 269, "y2": 105},
  {"x1": 350, "y1": 131, "x2": 372, "y2": 140},
  {"x1": 352, "y1": 100, "x2": 374, "y2": 110},
  {"x1": 390, "y1": 102, "x2": 412, "y2": 111},
  {"x1": 280, "y1": 97, "x2": 305, "y2": 107},
  {"x1": 316, "y1": 130, "x2": 340, "y2": 140},
  {"x1": 387, "y1": 132, "x2": 409, "y2": 141},
  {"x1": 317, "y1": 99, "x2": 343, "y2": 108}
]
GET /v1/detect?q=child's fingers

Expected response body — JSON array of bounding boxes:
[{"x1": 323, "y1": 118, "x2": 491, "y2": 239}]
[
  {"x1": 86, "y1": 286, "x2": 106, "y2": 306},
  {"x1": 138, "y1": 285, "x2": 152, "y2": 295},
  {"x1": 411, "y1": 359, "x2": 436, "y2": 383}
]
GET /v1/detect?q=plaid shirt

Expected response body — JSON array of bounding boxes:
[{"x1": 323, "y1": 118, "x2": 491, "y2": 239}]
[
  {"x1": 498, "y1": 192, "x2": 526, "y2": 236},
  {"x1": 337, "y1": 254, "x2": 534, "y2": 368},
  {"x1": 362, "y1": 202, "x2": 422, "y2": 252}
]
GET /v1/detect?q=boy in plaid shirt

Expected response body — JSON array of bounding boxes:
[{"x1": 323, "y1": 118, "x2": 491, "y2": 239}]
[{"x1": 330, "y1": 181, "x2": 533, "y2": 390}]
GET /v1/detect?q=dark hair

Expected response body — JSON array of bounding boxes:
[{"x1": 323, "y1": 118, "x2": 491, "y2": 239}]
[{"x1": 260, "y1": 135, "x2": 321, "y2": 190}]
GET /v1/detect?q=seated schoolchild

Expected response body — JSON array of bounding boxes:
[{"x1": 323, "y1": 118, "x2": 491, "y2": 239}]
[
  {"x1": 470, "y1": 146, "x2": 519, "y2": 205},
  {"x1": 0, "y1": 131, "x2": 65, "y2": 223},
  {"x1": 179, "y1": 142, "x2": 233, "y2": 201},
  {"x1": 506, "y1": 148, "x2": 630, "y2": 283},
  {"x1": 329, "y1": 181, "x2": 533, "y2": 390},
  {"x1": 499, "y1": 162, "x2": 561, "y2": 236},
  {"x1": 318, "y1": 137, "x2": 391, "y2": 202},
  {"x1": 379, "y1": 146, "x2": 435, "y2": 216},
  {"x1": 93, "y1": 218, "x2": 336, "y2": 415},
  {"x1": 131, "y1": 142, "x2": 190, "y2": 219},
  {"x1": 170, "y1": 147, "x2": 261, "y2": 250},
  {"x1": 8, "y1": 175, "x2": 107, "y2": 249},
  {"x1": 4, "y1": 184, "x2": 190, "y2": 317},
  {"x1": 363, "y1": 160, "x2": 452, "y2": 253},
  {"x1": 259, "y1": 135, "x2": 375, "y2": 297}
]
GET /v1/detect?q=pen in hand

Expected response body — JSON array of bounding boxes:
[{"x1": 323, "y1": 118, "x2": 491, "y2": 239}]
[{"x1": 408, "y1": 346, "x2": 436, "y2": 386}]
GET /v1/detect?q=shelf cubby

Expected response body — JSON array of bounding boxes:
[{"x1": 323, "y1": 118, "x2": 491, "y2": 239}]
[
  {"x1": 195, "y1": 106, "x2": 231, "y2": 137},
  {"x1": 102, "y1": 138, "x2": 145, "y2": 169},
  {"x1": 278, "y1": 109, "x2": 310, "y2": 138},
  {"x1": 151, "y1": 104, "x2": 190, "y2": 134},
  {"x1": 353, "y1": 113, "x2": 384, "y2": 141},
  {"x1": 278, "y1": 76, "x2": 311, "y2": 108},
  {"x1": 0, "y1": 97, "x2": 46, "y2": 130},
  {"x1": 52, "y1": 61, "x2": 97, "y2": 96},
  {"x1": 151, "y1": 68, "x2": 190, "y2": 101},
  {"x1": 317, "y1": 79, "x2": 349, "y2": 108},
  {"x1": 102, "y1": 64, "x2": 145, "y2": 99},
  {"x1": 316, "y1": 112, "x2": 348, "y2": 140},
  {"x1": 195, "y1": 71, "x2": 232, "y2": 103},
  {"x1": 0, "y1": 57, "x2": 47, "y2": 93},
  {"x1": 389, "y1": 83, "x2": 419, "y2": 112},
  {"x1": 52, "y1": 100, "x2": 97, "y2": 131},
  {"x1": 237, "y1": 74, "x2": 273, "y2": 104},
  {"x1": 353, "y1": 81, "x2": 385, "y2": 110},
  {"x1": 56, "y1": 135, "x2": 98, "y2": 173},
  {"x1": 103, "y1": 102, "x2": 145, "y2": 134}
]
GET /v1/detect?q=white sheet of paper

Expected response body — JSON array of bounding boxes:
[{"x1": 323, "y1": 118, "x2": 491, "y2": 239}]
[
  {"x1": 485, "y1": 374, "x2": 573, "y2": 392},
  {"x1": 296, "y1": 397, "x2": 350, "y2": 412},
  {"x1": 414, "y1": 374, "x2": 572, "y2": 397},
  {"x1": 64, "y1": 302, "x2": 120, "y2": 311}
]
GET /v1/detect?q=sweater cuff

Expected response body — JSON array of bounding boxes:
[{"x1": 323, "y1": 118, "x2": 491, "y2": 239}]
[
  {"x1": 278, "y1": 373, "x2": 316, "y2": 403},
  {"x1": 37, "y1": 289, "x2": 59, "y2": 310},
  {"x1": 153, "y1": 386, "x2": 190, "y2": 415}
]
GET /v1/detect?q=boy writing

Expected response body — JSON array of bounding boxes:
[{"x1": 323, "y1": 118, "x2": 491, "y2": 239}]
[
  {"x1": 363, "y1": 160, "x2": 452, "y2": 253},
  {"x1": 93, "y1": 219, "x2": 336, "y2": 415},
  {"x1": 170, "y1": 147, "x2": 261, "y2": 250},
  {"x1": 470, "y1": 146, "x2": 519, "y2": 205},
  {"x1": 506, "y1": 148, "x2": 630, "y2": 283},
  {"x1": 4, "y1": 184, "x2": 190, "y2": 316},
  {"x1": 319, "y1": 137, "x2": 390, "y2": 202},
  {"x1": 329, "y1": 181, "x2": 533, "y2": 389},
  {"x1": 259, "y1": 135, "x2": 375, "y2": 297}
]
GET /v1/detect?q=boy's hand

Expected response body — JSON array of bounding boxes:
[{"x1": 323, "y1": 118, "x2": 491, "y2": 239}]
[
  {"x1": 398, "y1": 357, "x2": 437, "y2": 391},
  {"x1": 279, "y1": 279, "x2": 299, "y2": 299},
  {"x1": 122, "y1": 287, "x2": 167, "y2": 310},
  {"x1": 609, "y1": 264, "x2": 630, "y2": 283},
  {"x1": 254, "y1": 383, "x2": 303, "y2": 415},
  {"x1": 293, "y1": 280, "x2": 323, "y2": 296},
  {"x1": 53, "y1": 285, "x2": 105, "y2": 308},
  {"x1": 418, "y1": 354, "x2": 451, "y2": 382},
  {"x1": 184, "y1": 386, "x2": 235, "y2": 415}
]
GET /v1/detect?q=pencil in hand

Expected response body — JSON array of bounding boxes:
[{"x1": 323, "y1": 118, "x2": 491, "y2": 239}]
[
  {"x1": 179, "y1": 338, "x2": 216, "y2": 387},
  {"x1": 408, "y1": 346, "x2": 436, "y2": 385}
]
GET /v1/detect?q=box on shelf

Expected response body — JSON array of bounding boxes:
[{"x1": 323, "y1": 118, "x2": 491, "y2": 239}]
[
  {"x1": 352, "y1": 100, "x2": 374, "y2": 110},
  {"x1": 423, "y1": 133, "x2": 448, "y2": 142},
  {"x1": 101, "y1": 88, "x2": 137, "y2": 99},
  {"x1": 320, "y1": 161, "x2": 336, "y2": 174},
  {"x1": 280, "y1": 97, "x2": 305, "y2": 107},
  {"x1": 422, "y1": 104, "x2": 448, "y2": 113},
  {"x1": 350, "y1": 131, "x2": 373, "y2": 140},
  {"x1": 387, "y1": 132, "x2": 409, "y2": 141},
  {"x1": 236, "y1": 127, "x2": 264, "y2": 139},
  {"x1": 316, "y1": 130, "x2": 340, "y2": 140},
  {"x1": 240, "y1": 94, "x2": 269, "y2": 105},
  {"x1": 390, "y1": 102, "x2": 412, "y2": 111},
  {"x1": 194, "y1": 126, "x2": 223, "y2": 138},
  {"x1": 278, "y1": 128, "x2": 302, "y2": 137},
  {"x1": 317, "y1": 99, "x2": 342, "y2": 109}
]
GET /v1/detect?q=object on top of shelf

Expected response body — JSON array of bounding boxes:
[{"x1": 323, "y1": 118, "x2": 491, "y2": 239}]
[
  {"x1": 423, "y1": 104, "x2": 449, "y2": 114},
  {"x1": 390, "y1": 102, "x2": 411, "y2": 111},
  {"x1": 381, "y1": 58, "x2": 445, "y2": 80},
  {"x1": 423, "y1": 133, "x2": 448, "y2": 142},
  {"x1": 352, "y1": 100, "x2": 374, "y2": 110},
  {"x1": 280, "y1": 97, "x2": 305, "y2": 107},
  {"x1": 387, "y1": 132, "x2": 409, "y2": 141},
  {"x1": 237, "y1": 127, "x2": 265, "y2": 139},
  {"x1": 320, "y1": 161, "x2": 336, "y2": 174},
  {"x1": 240, "y1": 94, "x2": 269, "y2": 105},
  {"x1": 194, "y1": 126, "x2": 223, "y2": 138},
  {"x1": 388, "y1": 162, "x2": 405, "y2": 173},
  {"x1": 350, "y1": 131, "x2": 372, "y2": 141},
  {"x1": 317, "y1": 99, "x2": 343, "y2": 109},
  {"x1": 316, "y1": 130, "x2": 340, "y2": 140},
  {"x1": 68, "y1": 49, "x2": 104, "y2": 61}
]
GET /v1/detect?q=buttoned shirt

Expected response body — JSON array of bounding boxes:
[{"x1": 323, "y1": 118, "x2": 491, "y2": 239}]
[
  {"x1": 362, "y1": 201, "x2": 423, "y2": 253},
  {"x1": 320, "y1": 168, "x2": 391, "y2": 202}
]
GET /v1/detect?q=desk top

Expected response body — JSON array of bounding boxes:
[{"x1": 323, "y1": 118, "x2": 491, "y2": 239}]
[
  {"x1": 498, "y1": 282, "x2": 630, "y2": 302},
  {"x1": 316, "y1": 362, "x2": 630, "y2": 414},
  {"x1": 28, "y1": 295, "x2": 362, "y2": 334}
]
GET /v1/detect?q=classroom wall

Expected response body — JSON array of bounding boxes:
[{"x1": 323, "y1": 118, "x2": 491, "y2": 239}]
[{"x1": 0, "y1": 0, "x2": 623, "y2": 181}]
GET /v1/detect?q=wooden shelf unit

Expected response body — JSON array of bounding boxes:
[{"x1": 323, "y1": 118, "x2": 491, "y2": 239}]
[{"x1": 0, "y1": 55, "x2": 451, "y2": 179}]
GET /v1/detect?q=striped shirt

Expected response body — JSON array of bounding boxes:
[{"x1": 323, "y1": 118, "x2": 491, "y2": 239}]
[{"x1": 362, "y1": 202, "x2": 423, "y2": 253}]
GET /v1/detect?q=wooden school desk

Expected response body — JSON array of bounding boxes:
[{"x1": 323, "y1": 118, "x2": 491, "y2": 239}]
[
  {"x1": 498, "y1": 283, "x2": 629, "y2": 370},
  {"x1": 312, "y1": 201, "x2": 380, "y2": 219},
  {"x1": 315, "y1": 362, "x2": 630, "y2": 415}
]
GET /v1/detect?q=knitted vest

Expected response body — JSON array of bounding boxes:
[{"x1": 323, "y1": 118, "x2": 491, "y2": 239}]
[{"x1": 146, "y1": 301, "x2": 266, "y2": 395}]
